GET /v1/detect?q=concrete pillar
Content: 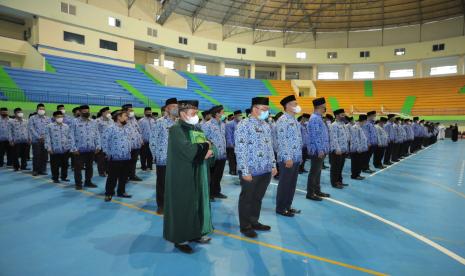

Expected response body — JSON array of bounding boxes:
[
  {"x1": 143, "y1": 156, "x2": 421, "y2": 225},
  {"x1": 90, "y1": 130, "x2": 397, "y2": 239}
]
[
  {"x1": 416, "y1": 60, "x2": 423, "y2": 78},
  {"x1": 344, "y1": 65, "x2": 351, "y2": 80},
  {"x1": 250, "y1": 63, "x2": 256, "y2": 79},
  {"x1": 458, "y1": 55, "x2": 465, "y2": 75},
  {"x1": 218, "y1": 61, "x2": 225, "y2": 76},
  {"x1": 280, "y1": 64, "x2": 286, "y2": 80},
  {"x1": 159, "y1": 49, "x2": 165, "y2": 67},
  {"x1": 379, "y1": 63, "x2": 385, "y2": 80},
  {"x1": 312, "y1": 64, "x2": 318, "y2": 81},
  {"x1": 189, "y1": 57, "x2": 195, "y2": 73}
]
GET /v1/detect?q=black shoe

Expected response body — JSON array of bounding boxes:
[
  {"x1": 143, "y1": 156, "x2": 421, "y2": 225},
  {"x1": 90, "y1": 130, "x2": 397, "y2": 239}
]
[
  {"x1": 351, "y1": 176, "x2": 365, "y2": 180},
  {"x1": 21, "y1": 167, "x2": 29, "y2": 170},
  {"x1": 38, "y1": 172, "x2": 47, "y2": 175},
  {"x1": 104, "y1": 195, "x2": 112, "y2": 202},
  {"x1": 240, "y1": 228, "x2": 258, "y2": 238},
  {"x1": 84, "y1": 183, "x2": 97, "y2": 188},
  {"x1": 190, "y1": 236, "x2": 212, "y2": 244},
  {"x1": 383, "y1": 162, "x2": 393, "y2": 166},
  {"x1": 252, "y1": 223, "x2": 271, "y2": 231},
  {"x1": 374, "y1": 166, "x2": 383, "y2": 169},
  {"x1": 75, "y1": 185, "x2": 83, "y2": 190},
  {"x1": 289, "y1": 208, "x2": 301, "y2": 214},
  {"x1": 362, "y1": 169, "x2": 373, "y2": 174},
  {"x1": 214, "y1": 193, "x2": 227, "y2": 199},
  {"x1": 331, "y1": 184, "x2": 343, "y2": 189},
  {"x1": 130, "y1": 176, "x2": 143, "y2": 181},
  {"x1": 299, "y1": 169, "x2": 308, "y2": 173},
  {"x1": 229, "y1": 172, "x2": 237, "y2": 176},
  {"x1": 117, "y1": 193, "x2": 132, "y2": 198},
  {"x1": 156, "y1": 207, "x2": 164, "y2": 215},
  {"x1": 14, "y1": 168, "x2": 19, "y2": 171},
  {"x1": 175, "y1": 243, "x2": 193, "y2": 254},
  {"x1": 306, "y1": 194, "x2": 322, "y2": 201},
  {"x1": 32, "y1": 171, "x2": 38, "y2": 176},
  {"x1": 341, "y1": 183, "x2": 349, "y2": 186},
  {"x1": 61, "y1": 178, "x2": 70, "y2": 182},
  {"x1": 53, "y1": 179, "x2": 60, "y2": 183},
  {"x1": 316, "y1": 192, "x2": 330, "y2": 198},
  {"x1": 276, "y1": 210, "x2": 294, "y2": 217}
]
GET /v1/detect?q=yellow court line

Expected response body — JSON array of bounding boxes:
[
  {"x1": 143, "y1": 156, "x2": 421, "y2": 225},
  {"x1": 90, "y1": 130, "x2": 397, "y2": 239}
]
[
  {"x1": 401, "y1": 173, "x2": 465, "y2": 199},
  {"x1": 28, "y1": 175, "x2": 388, "y2": 276}
]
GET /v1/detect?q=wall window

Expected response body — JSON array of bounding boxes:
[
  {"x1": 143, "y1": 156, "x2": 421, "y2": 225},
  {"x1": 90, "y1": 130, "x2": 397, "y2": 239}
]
[
  {"x1": 432, "y1": 43, "x2": 445, "y2": 52},
  {"x1": 430, "y1": 65, "x2": 457, "y2": 76},
  {"x1": 394, "y1": 48, "x2": 406, "y2": 56},
  {"x1": 266, "y1": 50, "x2": 276, "y2": 57},
  {"x1": 224, "y1": 68, "x2": 240, "y2": 77},
  {"x1": 389, "y1": 69, "x2": 414, "y2": 78},
  {"x1": 154, "y1": 59, "x2": 175, "y2": 69},
  {"x1": 147, "y1": 27, "x2": 157, "y2": 37},
  {"x1": 327, "y1": 52, "x2": 337, "y2": 59},
  {"x1": 108, "y1": 17, "x2": 121, "y2": 27},
  {"x1": 63, "y1": 31, "x2": 85, "y2": 45},
  {"x1": 353, "y1": 71, "x2": 375, "y2": 79},
  {"x1": 208, "y1": 43, "x2": 217, "y2": 51},
  {"x1": 178, "y1": 37, "x2": 188, "y2": 45},
  {"x1": 187, "y1": 64, "x2": 207, "y2": 74},
  {"x1": 99, "y1": 39, "x2": 118, "y2": 51},
  {"x1": 237, "y1": 47, "x2": 246, "y2": 54},
  {"x1": 61, "y1": 2, "x2": 76, "y2": 15},
  {"x1": 360, "y1": 51, "x2": 370, "y2": 58},
  {"x1": 296, "y1": 52, "x2": 306, "y2": 60},
  {"x1": 318, "y1": 72, "x2": 339, "y2": 80}
]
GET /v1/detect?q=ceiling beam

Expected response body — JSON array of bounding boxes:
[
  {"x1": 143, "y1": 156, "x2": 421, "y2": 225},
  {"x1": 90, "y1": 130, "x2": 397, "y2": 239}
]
[
  {"x1": 156, "y1": 0, "x2": 183, "y2": 25},
  {"x1": 221, "y1": 1, "x2": 248, "y2": 25}
]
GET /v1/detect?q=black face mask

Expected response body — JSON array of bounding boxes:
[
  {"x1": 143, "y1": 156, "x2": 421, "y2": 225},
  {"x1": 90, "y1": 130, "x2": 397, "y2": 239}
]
[
  {"x1": 145, "y1": 114, "x2": 152, "y2": 117},
  {"x1": 81, "y1": 112, "x2": 90, "y2": 118},
  {"x1": 1, "y1": 114, "x2": 8, "y2": 118}
]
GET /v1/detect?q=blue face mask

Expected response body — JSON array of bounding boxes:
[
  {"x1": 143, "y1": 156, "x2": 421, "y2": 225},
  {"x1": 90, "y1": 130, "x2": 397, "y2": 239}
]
[
  {"x1": 220, "y1": 115, "x2": 226, "y2": 121},
  {"x1": 258, "y1": 110, "x2": 269, "y2": 121}
]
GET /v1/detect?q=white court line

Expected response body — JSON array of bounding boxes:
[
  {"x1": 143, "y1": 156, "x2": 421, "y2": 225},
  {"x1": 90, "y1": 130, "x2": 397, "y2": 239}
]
[
  {"x1": 268, "y1": 182, "x2": 465, "y2": 266},
  {"x1": 458, "y1": 160, "x2": 465, "y2": 187}
]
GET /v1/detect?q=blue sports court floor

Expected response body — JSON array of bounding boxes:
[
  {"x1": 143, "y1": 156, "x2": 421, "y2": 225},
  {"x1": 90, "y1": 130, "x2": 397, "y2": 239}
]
[{"x1": 1, "y1": 140, "x2": 464, "y2": 276}]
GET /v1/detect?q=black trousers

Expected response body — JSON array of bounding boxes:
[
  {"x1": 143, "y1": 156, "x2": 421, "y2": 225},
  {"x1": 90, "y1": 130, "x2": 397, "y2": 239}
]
[
  {"x1": 129, "y1": 149, "x2": 140, "y2": 178},
  {"x1": 276, "y1": 162, "x2": 299, "y2": 212},
  {"x1": 329, "y1": 152, "x2": 346, "y2": 186},
  {"x1": 306, "y1": 155, "x2": 324, "y2": 196},
  {"x1": 50, "y1": 152, "x2": 69, "y2": 181},
  {"x1": 299, "y1": 147, "x2": 308, "y2": 172},
  {"x1": 391, "y1": 143, "x2": 400, "y2": 161},
  {"x1": 384, "y1": 142, "x2": 393, "y2": 164},
  {"x1": 73, "y1": 152, "x2": 94, "y2": 186},
  {"x1": 351, "y1": 152, "x2": 364, "y2": 178},
  {"x1": 373, "y1": 146, "x2": 385, "y2": 167},
  {"x1": 0, "y1": 140, "x2": 9, "y2": 167},
  {"x1": 12, "y1": 143, "x2": 29, "y2": 170},
  {"x1": 156, "y1": 165, "x2": 166, "y2": 208},
  {"x1": 95, "y1": 151, "x2": 108, "y2": 175},
  {"x1": 105, "y1": 160, "x2": 130, "y2": 196},
  {"x1": 238, "y1": 172, "x2": 271, "y2": 230},
  {"x1": 362, "y1": 146, "x2": 375, "y2": 170},
  {"x1": 210, "y1": 159, "x2": 226, "y2": 196},
  {"x1": 139, "y1": 142, "x2": 153, "y2": 170},
  {"x1": 226, "y1": 147, "x2": 237, "y2": 174},
  {"x1": 32, "y1": 142, "x2": 47, "y2": 173}
]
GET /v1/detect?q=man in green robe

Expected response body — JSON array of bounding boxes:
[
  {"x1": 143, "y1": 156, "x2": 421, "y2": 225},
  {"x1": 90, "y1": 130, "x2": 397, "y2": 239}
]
[{"x1": 163, "y1": 100, "x2": 215, "y2": 254}]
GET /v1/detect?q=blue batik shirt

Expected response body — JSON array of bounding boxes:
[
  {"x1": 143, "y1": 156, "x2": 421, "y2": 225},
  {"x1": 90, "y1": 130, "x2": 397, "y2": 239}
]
[
  {"x1": 329, "y1": 120, "x2": 349, "y2": 153},
  {"x1": 300, "y1": 122, "x2": 308, "y2": 149},
  {"x1": 276, "y1": 113, "x2": 302, "y2": 163},
  {"x1": 350, "y1": 123, "x2": 368, "y2": 153},
  {"x1": 384, "y1": 122, "x2": 396, "y2": 143},
  {"x1": 362, "y1": 120, "x2": 378, "y2": 146},
  {"x1": 138, "y1": 116, "x2": 155, "y2": 143},
  {"x1": 127, "y1": 117, "x2": 143, "y2": 150},
  {"x1": 202, "y1": 118, "x2": 227, "y2": 160},
  {"x1": 306, "y1": 113, "x2": 330, "y2": 156},
  {"x1": 0, "y1": 117, "x2": 10, "y2": 141},
  {"x1": 28, "y1": 114, "x2": 51, "y2": 143},
  {"x1": 45, "y1": 123, "x2": 71, "y2": 154},
  {"x1": 225, "y1": 120, "x2": 239, "y2": 148},
  {"x1": 235, "y1": 117, "x2": 276, "y2": 177},
  {"x1": 150, "y1": 116, "x2": 176, "y2": 166},
  {"x1": 102, "y1": 124, "x2": 131, "y2": 161},
  {"x1": 375, "y1": 125, "x2": 389, "y2": 147},
  {"x1": 96, "y1": 117, "x2": 114, "y2": 138},
  {"x1": 8, "y1": 118, "x2": 29, "y2": 143},
  {"x1": 70, "y1": 117, "x2": 100, "y2": 152}
]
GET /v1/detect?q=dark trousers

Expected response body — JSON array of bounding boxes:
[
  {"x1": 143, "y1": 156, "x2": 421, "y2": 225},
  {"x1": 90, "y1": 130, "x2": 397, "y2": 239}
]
[
  {"x1": 384, "y1": 142, "x2": 393, "y2": 164},
  {"x1": 329, "y1": 152, "x2": 346, "y2": 186},
  {"x1": 73, "y1": 152, "x2": 94, "y2": 186},
  {"x1": 299, "y1": 147, "x2": 308, "y2": 172},
  {"x1": 391, "y1": 143, "x2": 400, "y2": 161},
  {"x1": 129, "y1": 149, "x2": 140, "y2": 178},
  {"x1": 238, "y1": 172, "x2": 271, "y2": 230},
  {"x1": 226, "y1": 147, "x2": 237, "y2": 174},
  {"x1": 362, "y1": 146, "x2": 375, "y2": 170},
  {"x1": 140, "y1": 142, "x2": 153, "y2": 170},
  {"x1": 210, "y1": 159, "x2": 226, "y2": 196},
  {"x1": 12, "y1": 143, "x2": 28, "y2": 170},
  {"x1": 306, "y1": 155, "x2": 324, "y2": 196},
  {"x1": 95, "y1": 152, "x2": 108, "y2": 175},
  {"x1": 50, "y1": 152, "x2": 69, "y2": 180},
  {"x1": 0, "y1": 140, "x2": 9, "y2": 166},
  {"x1": 156, "y1": 165, "x2": 166, "y2": 208},
  {"x1": 276, "y1": 162, "x2": 299, "y2": 212},
  {"x1": 351, "y1": 152, "x2": 364, "y2": 178},
  {"x1": 373, "y1": 146, "x2": 385, "y2": 167},
  {"x1": 32, "y1": 142, "x2": 47, "y2": 173},
  {"x1": 105, "y1": 160, "x2": 130, "y2": 196}
]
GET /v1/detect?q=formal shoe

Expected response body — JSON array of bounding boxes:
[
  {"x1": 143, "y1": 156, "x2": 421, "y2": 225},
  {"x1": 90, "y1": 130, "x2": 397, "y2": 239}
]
[
  {"x1": 141, "y1": 168, "x2": 147, "y2": 172},
  {"x1": 322, "y1": 165, "x2": 328, "y2": 169},
  {"x1": 21, "y1": 167, "x2": 29, "y2": 170},
  {"x1": 383, "y1": 162, "x2": 393, "y2": 166},
  {"x1": 75, "y1": 185, "x2": 83, "y2": 190},
  {"x1": 214, "y1": 193, "x2": 228, "y2": 199},
  {"x1": 289, "y1": 208, "x2": 301, "y2": 214},
  {"x1": 190, "y1": 236, "x2": 212, "y2": 244},
  {"x1": 374, "y1": 166, "x2": 383, "y2": 169},
  {"x1": 362, "y1": 169, "x2": 372, "y2": 174},
  {"x1": 61, "y1": 178, "x2": 70, "y2": 182},
  {"x1": 229, "y1": 172, "x2": 237, "y2": 176},
  {"x1": 331, "y1": 184, "x2": 343, "y2": 189},
  {"x1": 351, "y1": 176, "x2": 365, "y2": 180},
  {"x1": 276, "y1": 210, "x2": 295, "y2": 217},
  {"x1": 156, "y1": 207, "x2": 164, "y2": 215},
  {"x1": 117, "y1": 193, "x2": 132, "y2": 198},
  {"x1": 306, "y1": 194, "x2": 322, "y2": 201},
  {"x1": 14, "y1": 168, "x2": 19, "y2": 171},
  {"x1": 252, "y1": 223, "x2": 271, "y2": 231},
  {"x1": 84, "y1": 183, "x2": 97, "y2": 188},
  {"x1": 53, "y1": 179, "x2": 60, "y2": 183},
  {"x1": 175, "y1": 243, "x2": 193, "y2": 254},
  {"x1": 104, "y1": 195, "x2": 112, "y2": 202},
  {"x1": 240, "y1": 228, "x2": 258, "y2": 238},
  {"x1": 38, "y1": 172, "x2": 47, "y2": 175},
  {"x1": 32, "y1": 171, "x2": 38, "y2": 176},
  {"x1": 316, "y1": 192, "x2": 330, "y2": 198},
  {"x1": 130, "y1": 176, "x2": 143, "y2": 181},
  {"x1": 341, "y1": 183, "x2": 349, "y2": 186}
]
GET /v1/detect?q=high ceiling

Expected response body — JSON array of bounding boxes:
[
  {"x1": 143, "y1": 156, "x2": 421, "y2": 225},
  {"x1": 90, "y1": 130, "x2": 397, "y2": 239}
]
[{"x1": 157, "y1": 0, "x2": 464, "y2": 33}]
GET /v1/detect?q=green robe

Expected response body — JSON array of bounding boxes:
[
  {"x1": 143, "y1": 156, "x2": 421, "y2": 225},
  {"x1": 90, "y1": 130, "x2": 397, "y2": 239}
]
[{"x1": 163, "y1": 120, "x2": 214, "y2": 243}]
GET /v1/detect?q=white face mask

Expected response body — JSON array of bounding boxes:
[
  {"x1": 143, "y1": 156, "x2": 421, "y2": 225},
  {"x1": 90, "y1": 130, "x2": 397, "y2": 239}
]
[
  {"x1": 185, "y1": 114, "x2": 199, "y2": 125},
  {"x1": 105, "y1": 113, "x2": 112, "y2": 119},
  {"x1": 60, "y1": 110, "x2": 66, "y2": 114},
  {"x1": 292, "y1": 105, "x2": 302, "y2": 113},
  {"x1": 128, "y1": 111, "x2": 135, "y2": 118},
  {"x1": 56, "y1": 117, "x2": 64, "y2": 123},
  {"x1": 17, "y1": 112, "x2": 24, "y2": 118},
  {"x1": 37, "y1": 110, "x2": 46, "y2": 116}
]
